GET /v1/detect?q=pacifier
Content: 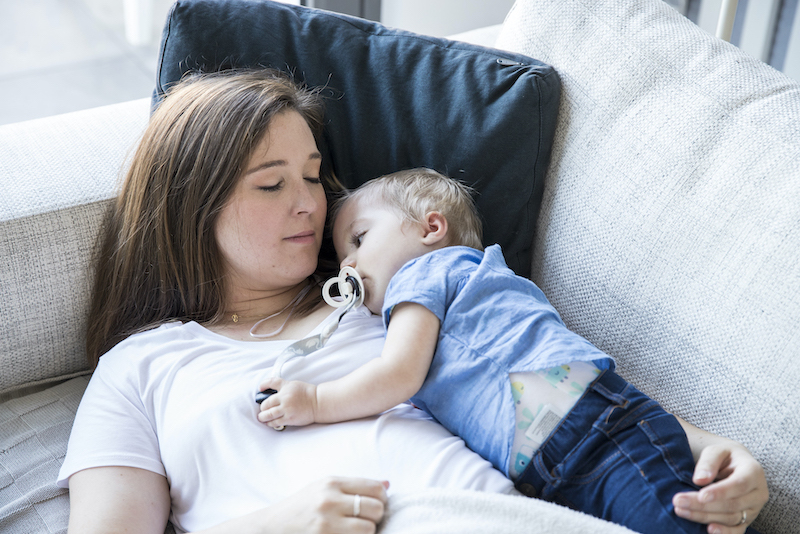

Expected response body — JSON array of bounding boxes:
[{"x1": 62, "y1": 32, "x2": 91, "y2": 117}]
[{"x1": 322, "y1": 266, "x2": 365, "y2": 309}]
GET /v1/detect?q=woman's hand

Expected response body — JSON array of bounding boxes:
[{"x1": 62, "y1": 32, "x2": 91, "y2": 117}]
[
  {"x1": 257, "y1": 377, "x2": 319, "y2": 428},
  {"x1": 674, "y1": 418, "x2": 769, "y2": 534},
  {"x1": 194, "y1": 476, "x2": 389, "y2": 534},
  {"x1": 267, "y1": 477, "x2": 389, "y2": 534}
]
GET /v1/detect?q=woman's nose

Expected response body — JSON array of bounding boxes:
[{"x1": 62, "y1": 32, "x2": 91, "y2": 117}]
[{"x1": 293, "y1": 180, "x2": 321, "y2": 214}]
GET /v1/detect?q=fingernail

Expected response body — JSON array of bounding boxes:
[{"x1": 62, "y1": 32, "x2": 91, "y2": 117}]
[{"x1": 695, "y1": 470, "x2": 713, "y2": 481}]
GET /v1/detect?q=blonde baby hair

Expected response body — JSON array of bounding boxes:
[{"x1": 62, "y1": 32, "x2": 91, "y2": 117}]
[{"x1": 333, "y1": 168, "x2": 484, "y2": 250}]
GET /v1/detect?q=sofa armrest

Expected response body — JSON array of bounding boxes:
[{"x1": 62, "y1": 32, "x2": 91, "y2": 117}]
[{"x1": 0, "y1": 99, "x2": 151, "y2": 396}]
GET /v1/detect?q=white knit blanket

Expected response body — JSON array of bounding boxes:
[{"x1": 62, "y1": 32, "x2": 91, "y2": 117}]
[{"x1": 379, "y1": 489, "x2": 635, "y2": 534}]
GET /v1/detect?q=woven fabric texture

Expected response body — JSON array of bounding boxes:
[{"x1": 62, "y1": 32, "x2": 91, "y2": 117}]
[
  {"x1": 0, "y1": 377, "x2": 87, "y2": 533},
  {"x1": 497, "y1": 1, "x2": 800, "y2": 533},
  {"x1": 0, "y1": 99, "x2": 151, "y2": 394},
  {"x1": 0, "y1": 377, "x2": 176, "y2": 534}
]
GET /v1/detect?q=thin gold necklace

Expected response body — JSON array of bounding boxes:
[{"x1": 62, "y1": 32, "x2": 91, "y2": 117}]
[{"x1": 230, "y1": 282, "x2": 314, "y2": 339}]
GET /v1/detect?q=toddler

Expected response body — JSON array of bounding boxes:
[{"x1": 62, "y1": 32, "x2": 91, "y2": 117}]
[{"x1": 258, "y1": 168, "x2": 725, "y2": 534}]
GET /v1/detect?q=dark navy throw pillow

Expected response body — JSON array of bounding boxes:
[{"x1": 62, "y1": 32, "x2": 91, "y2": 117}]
[{"x1": 154, "y1": 0, "x2": 560, "y2": 277}]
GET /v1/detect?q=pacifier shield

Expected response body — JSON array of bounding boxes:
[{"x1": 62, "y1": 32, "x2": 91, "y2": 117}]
[{"x1": 322, "y1": 267, "x2": 364, "y2": 309}]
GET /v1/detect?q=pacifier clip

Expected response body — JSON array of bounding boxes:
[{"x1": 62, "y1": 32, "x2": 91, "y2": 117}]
[{"x1": 254, "y1": 267, "x2": 364, "y2": 430}]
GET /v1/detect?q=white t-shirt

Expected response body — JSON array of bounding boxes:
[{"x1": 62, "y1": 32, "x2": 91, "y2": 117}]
[{"x1": 58, "y1": 306, "x2": 512, "y2": 533}]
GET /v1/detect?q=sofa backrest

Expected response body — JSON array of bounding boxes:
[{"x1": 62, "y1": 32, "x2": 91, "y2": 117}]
[
  {"x1": 497, "y1": 1, "x2": 800, "y2": 532},
  {"x1": 0, "y1": 99, "x2": 150, "y2": 395}
]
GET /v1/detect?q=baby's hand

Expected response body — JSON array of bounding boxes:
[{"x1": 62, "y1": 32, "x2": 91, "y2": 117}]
[{"x1": 257, "y1": 377, "x2": 319, "y2": 429}]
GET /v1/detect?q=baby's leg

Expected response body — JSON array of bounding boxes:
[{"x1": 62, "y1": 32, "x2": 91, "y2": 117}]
[
  {"x1": 548, "y1": 403, "x2": 706, "y2": 533},
  {"x1": 514, "y1": 369, "x2": 710, "y2": 534},
  {"x1": 508, "y1": 361, "x2": 600, "y2": 479}
]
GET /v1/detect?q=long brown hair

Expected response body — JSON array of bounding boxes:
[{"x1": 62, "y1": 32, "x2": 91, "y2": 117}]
[{"x1": 87, "y1": 69, "x2": 341, "y2": 366}]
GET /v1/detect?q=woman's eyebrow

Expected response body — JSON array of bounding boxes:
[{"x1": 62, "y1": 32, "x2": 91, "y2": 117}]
[
  {"x1": 245, "y1": 152, "x2": 322, "y2": 176},
  {"x1": 245, "y1": 160, "x2": 285, "y2": 175}
]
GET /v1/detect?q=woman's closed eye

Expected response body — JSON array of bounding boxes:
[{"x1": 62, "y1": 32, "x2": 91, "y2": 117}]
[
  {"x1": 259, "y1": 179, "x2": 284, "y2": 192},
  {"x1": 258, "y1": 177, "x2": 320, "y2": 192}
]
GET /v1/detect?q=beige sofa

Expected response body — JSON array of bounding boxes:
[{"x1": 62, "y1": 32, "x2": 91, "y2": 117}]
[{"x1": 2, "y1": 0, "x2": 798, "y2": 532}]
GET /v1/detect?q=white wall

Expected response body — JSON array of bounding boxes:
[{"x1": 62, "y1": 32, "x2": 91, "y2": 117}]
[{"x1": 380, "y1": 0, "x2": 515, "y2": 37}]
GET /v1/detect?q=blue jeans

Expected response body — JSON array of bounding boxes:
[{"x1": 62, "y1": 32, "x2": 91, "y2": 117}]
[{"x1": 515, "y1": 369, "x2": 760, "y2": 534}]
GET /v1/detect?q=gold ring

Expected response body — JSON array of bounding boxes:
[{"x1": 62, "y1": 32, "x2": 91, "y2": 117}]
[{"x1": 737, "y1": 509, "x2": 747, "y2": 526}]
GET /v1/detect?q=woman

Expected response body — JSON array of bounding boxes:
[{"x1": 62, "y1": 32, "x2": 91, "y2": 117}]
[{"x1": 59, "y1": 70, "x2": 767, "y2": 534}]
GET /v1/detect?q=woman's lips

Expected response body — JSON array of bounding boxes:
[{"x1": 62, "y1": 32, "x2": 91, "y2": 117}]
[{"x1": 285, "y1": 231, "x2": 316, "y2": 244}]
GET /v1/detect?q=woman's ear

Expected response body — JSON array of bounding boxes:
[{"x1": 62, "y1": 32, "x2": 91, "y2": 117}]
[{"x1": 421, "y1": 211, "x2": 448, "y2": 245}]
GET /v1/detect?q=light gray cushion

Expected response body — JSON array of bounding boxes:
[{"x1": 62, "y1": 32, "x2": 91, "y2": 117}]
[
  {"x1": 0, "y1": 99, "x2": 151, "y2": 395},
  {"x1": 0, "y1": 377, "x2": 176, "y2": 533},
  {"x1": 0, "y1": 377, "x2": 87, "y2": 533},
  {"x1": 497, "y1": 1, "x2": 800, "y2": 533}
]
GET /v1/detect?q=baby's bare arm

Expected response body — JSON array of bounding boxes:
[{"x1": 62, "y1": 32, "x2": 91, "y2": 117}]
[{"x1": 258, "y1": 303, "x2": 439, "y2": 428}]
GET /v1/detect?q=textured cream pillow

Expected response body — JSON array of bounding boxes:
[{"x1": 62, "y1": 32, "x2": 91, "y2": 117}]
[{"x1": 497, "y1": 1, "x2": 800, "y2": 533}]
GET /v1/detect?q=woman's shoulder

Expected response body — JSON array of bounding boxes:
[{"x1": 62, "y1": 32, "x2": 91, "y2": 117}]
[
  {"x1": 98, "y1": 321, "x2": 200, "y2": 367},
  {"x1": 109, "y1": 320, "x2": 188, "y2": 347}
]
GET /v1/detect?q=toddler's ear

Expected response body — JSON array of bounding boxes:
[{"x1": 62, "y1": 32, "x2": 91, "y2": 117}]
[{"x1": 422, "y1": 211, "x2": 448, "y2": 245}]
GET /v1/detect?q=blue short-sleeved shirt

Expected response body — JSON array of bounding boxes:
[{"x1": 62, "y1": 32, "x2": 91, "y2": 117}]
[{"x1": 382, "y1": 244, "x2": 613, "y2": 474}]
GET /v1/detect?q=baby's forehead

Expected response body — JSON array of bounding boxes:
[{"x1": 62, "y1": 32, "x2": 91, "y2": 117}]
[
  {"x1": 334, "y1": 192, "x2": 383, "y2": 221},
  {"x1": 332, "y1": 196, "x2": 361, "y2": 226},
  {"x1": 331, "y1": 200, "x2": 363, "y2": 243}
]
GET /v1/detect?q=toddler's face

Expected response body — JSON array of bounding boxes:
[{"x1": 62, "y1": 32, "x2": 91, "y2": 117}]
[{"x1": 332, "y1": 199, "x2": 430, "y2": 315}]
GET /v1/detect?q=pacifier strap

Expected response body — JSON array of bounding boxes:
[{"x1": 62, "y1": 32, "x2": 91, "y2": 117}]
[
  {"x1": 270, "y1": 302, "x2": 350, "y2": 379},
  {"x1": 270, "y1": 268, "x2": 364, "y2": 379}
]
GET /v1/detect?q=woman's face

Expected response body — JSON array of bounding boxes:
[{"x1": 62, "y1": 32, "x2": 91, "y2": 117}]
[{"x1": 215, "y1": 110, "x2": 326, "y2": 299}]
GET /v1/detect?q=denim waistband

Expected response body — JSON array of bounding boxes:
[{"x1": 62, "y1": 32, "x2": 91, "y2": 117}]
[{"x1": 515, "y1": 369, "x2": 657, "y2": 496}]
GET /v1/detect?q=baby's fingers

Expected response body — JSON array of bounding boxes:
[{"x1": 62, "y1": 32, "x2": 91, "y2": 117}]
[
  {"x1": 258, "y1": 377, "x2": 285, "y2": 395},
  {"x1": 256, "y1": 378, "x2": 286, "y2": 409},
  {"x1": 258, "y1": 404, "x2": 281, "y2": 423}
]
